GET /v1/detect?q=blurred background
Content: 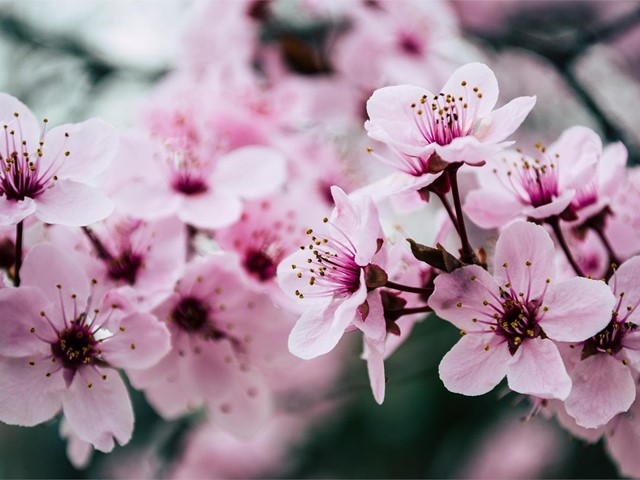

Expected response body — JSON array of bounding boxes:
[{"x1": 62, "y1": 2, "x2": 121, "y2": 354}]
[{"x1": 1, "y1": 0, "x2": 639, "y2": 478}]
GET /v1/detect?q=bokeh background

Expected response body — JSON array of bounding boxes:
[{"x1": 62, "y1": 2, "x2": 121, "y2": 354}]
[{"x1": 1, "y1": 0, "x2": 640, "y2": 478}]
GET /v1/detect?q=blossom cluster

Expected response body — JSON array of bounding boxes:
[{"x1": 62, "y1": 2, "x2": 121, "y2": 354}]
[{"x1": 1, "y1": 1, "x2": 639, "y2": 477}]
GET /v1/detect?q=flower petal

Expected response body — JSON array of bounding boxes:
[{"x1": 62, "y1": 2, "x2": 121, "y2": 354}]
[
  {"x1": 214, "y1": 146, "x2": 287, "y2": 199},
  {"x1": 439, "y1": 333, "x2": 510, "y2": 396},
  {"x1": 441, "y1": 63, "x2": 499, "y2": 123},
  {"x1": 0, "y1": 356, "x2": 64, "y2": 426},
  {"x1": 63, "y1": 367, "x2": 133, "y2": 452},
  {"x1": 35, "y1": 180, "x2": 113, "y2": 226},
  {"x1": 474, "y1": 96, "x2": 537, "y2": 144},
  {"x1": 541, "y1": 277, "x2": 614, "y2": 341},
  {"x1": 100, "y1": 312, "x2": 171, "y2": 370},
  {"x1": 430, "y1": 265, "x2": 501, "y2": 331},
  {"x1": 506, "y1": 338, "x2": 571, "y2": 400},
  {"x1": 0, "y1": 197, "x2": 36, "y2": 225},
  {"x1": 493, "y1": 221, "x2": 555, "y2": 300},
  {"x1": 179, "y1": 192, "x2": 243, "y2": 230},
  {"x1": 0, "y1": 287, "x2": 53, "y2": 357},
  {"x1": 565, "y1": 354, "x2": 636, "y2": 429},
  {"x1": 0, "y1": 93, "x2": 41, "y2": 148},
  {"x1": 364, "y1": 335, "x2": 386, "y2": 404},
  {"x1": 21, "y1": 243, "x2": 90, "y2": 315}
]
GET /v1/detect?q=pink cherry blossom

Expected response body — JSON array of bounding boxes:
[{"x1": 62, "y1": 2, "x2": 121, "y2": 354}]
[
  {"x1": 128, "y1": 254, "x2": 292, "y2": 438},
  {"x1": 558, "y1": 255, "x2": 640, "y2": 428},
  {"x1": 277, "y1": 186, "x2": 387, "y2": 361},
  {"x1": 0, "y1": 94, "x2": 116, "y2": 226},
  {"x1": 429, "y1": 221, "x2": 615, "y2": 399},
  {"x1": 110, "y1": 134, "x2": 287, "y2": 230},
  {"x1": 464, "y1": 126, "x2": 604, "y2": 229},
  {"x1": 0, "y1": 244, "x2": 171, "y2": 452},
  {"x1": 363, "y1": 62, "x2": 536, "y2": 196}
]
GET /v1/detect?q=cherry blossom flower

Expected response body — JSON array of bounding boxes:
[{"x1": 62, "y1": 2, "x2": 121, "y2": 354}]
[
  {"x1": 110, "y1": 134, "x2": 287, "y2": 230},
  {"x1": 429, "y1": 221, "x2": 615, "y2": 399},
  {"x1": 363, "y1": 62, "x2": 536, "y2": 196},
  {"x1": 558, "y1": 256, "x2": 640, "y2": 428},
  {"x1": 0, "y1": 244, "x2": 171, "y2": 452},
  {"x1": 464, "y1": 126, "x2": 604, "y2": 228},
  {"x1": 277, "y1": 186, "x2": 387, "y2": 361},
  {"x1": 0, "y1": 94, "x2": 116, "y2": 226},
  {"x1": 128, "y1": 254, "x2": 292, "y2": 438}
]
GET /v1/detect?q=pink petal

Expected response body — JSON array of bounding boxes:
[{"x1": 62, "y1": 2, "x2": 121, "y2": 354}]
[
  {"x1": 44, "y1": 119, "x2": 118, "y2": 181},
  {"x1": 541, "y1": 277, "x2": 615, "y2": 341},
  {"x1": 493, "y1": 221, "x2": 555, "y2": 300},
  {"x1": 62, "y1": 366, "x2": 134, "y2": 452},
  {"x1": 565, "y1": 354, "x2": 635, "y2": 428},
  {"x1": 474, "y1": 96, "x2": 537, "y2": 144},
  {"x1": 0, "y1": 197, "x2": 36, "y2": 225},
  {"x1": 605, "y1": 399, "x2": 640, "y2": 479},
  {"x1": 35, "y1": 180, "x2": 113, "y2": 226},
  {"x1": 441, "y1": 63, "x2": 499, "y2": 122},
  {"x1": 464, "y1": 189, "x2": 521, "y2": 229},
  {"x1": 21, "y1": 243, "x2": 90, "y2": 315},
  {"x1": 550, "y1": 126, "x2": 602, "y2": 190},
  {"x1": 179, "y1": 191, "x2": 243, "y2": 230},
  {"x1": 351, "y1": 290, "x2": 385, "y2": 342},
  {"x1": 430, "y1": 265, "x2": 501, "y2": 331},
  {"x1": 114, "y1": 181, "x2": 180, "y2": 219},
  {"x1": 100, "y1": 312, "x2": 171, "y2": 370},
  {"x1": 0, "y1": 356, "x2": 64, "y2": 426},
  {"x1": 214, "y1": 146, "x2": 287, "y2": 199},
  {"x1": 524, "y1": 189, "x2": 575, "y2": 220},
  {"x1": 506, "y1": 338, "x2": 571, "y2": 400},
  {"x1": 364, "y1": 335, "x2": 386, "y2": 404},
  {"x1": 288, "y1": 281, "x2": 365, "y2": 360},
  {"x1": 207, "y1": 371, "x2": 273, "y2": 439},
  {"x1": 610, "y1": 256, "x2": 640, "y2": 325},
  {"x1": 436, "y1": 136, "x2": 501, "y2": 165},
  {"x1": 60, "y1": 419, "x2": 94, "y2": 468},
  {"x1": 0, "y1": 287, "x2": 53, "y2": 357},
  {"x1": 0, "y1": 93, "x2": 41, "y2": 148},
  {"x1": 599, "y1": 142, "x2": 627, "y2": 197},
  {"x1": 350, "y1": 171, "x2": 440, "y2": 201},
  {"x1": 438, "y1": 333, "x2": 511, "y2": 396},
  {"x1": 365, "y1": 84, "x2": 434, "y2": 156}
]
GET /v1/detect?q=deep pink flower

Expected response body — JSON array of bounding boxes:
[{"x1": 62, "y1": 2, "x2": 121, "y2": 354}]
[
  {"x1": 430, "y1": 221, "x2": 614, "y2": 399},
  {"x1": 363, "y1": 63, "x2": 535, "y2": 196},
  {"x1": 0, "y1": 244, "x2": 170, "y2": 451},
  {"x1": 464, "y1": 126, "x2": 605, "y2": 228},
  {"x1": 277, "y1": 186, "x2": 387, "y2": 362},
  {"x1": 0, "y1": 93, "x2": 115, "y2": 226}
]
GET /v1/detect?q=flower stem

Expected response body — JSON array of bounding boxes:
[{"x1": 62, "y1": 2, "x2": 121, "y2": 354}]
[
  {"x1": 384, "y1": 280, "x2": 433, "y2": 295},
  {"x1": 548, "y1": 217, "x2": 585, "y2": 277},
  {"x1": 386, "y1": 305, "x2": 433, "y2": 321},
  {"x1": 81, "y1": 226, "x2": 112, "y2": 261},
  {"x1": 14, "y1": 220, "x2": 23, "y2": 287},
  {"x1": 448, "y1": 165, "x2": 475, "y2": 263},
  {"x1": 434, "y1": 191, "x2": 460, "y2": 236},
  {"x1": 591, "y1": 224, "x2": 620, "y2": 267}
]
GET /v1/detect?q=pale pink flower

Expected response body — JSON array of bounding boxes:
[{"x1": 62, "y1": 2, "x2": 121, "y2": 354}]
[
  {"x1": 430, "y1": 221, "x2": 614, "y2": 399},
  {"x1": 277, "y1": 186, "x2": 387, "y2": 362},
  {"x1": 111, "y1": 133, "x2": 286, "y2": 230},
  {"x1": 128, "y1": 254, "x2": 292, "y2": 438},
  {"x1": 606, "y1": 166, "x2": 640, "y2": 260},
  {"x1": 558, "y1": 256, "x2": 640, "y2": 428},
  {"x1": 0, "y1": 94, "x2": 116, "y2": 226},
  {"x1": 0, "y1": 244, "x2": 171, "y2": 451},
  {"x1": 464, "y1": 126, "x2": 604, "y2": 228},
  {"x1": 363, "y1": 63, "x2": 536, "y2": 196},
  {"x1": 47, "y1": 215, "x2": 186, "y2": 310}
]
